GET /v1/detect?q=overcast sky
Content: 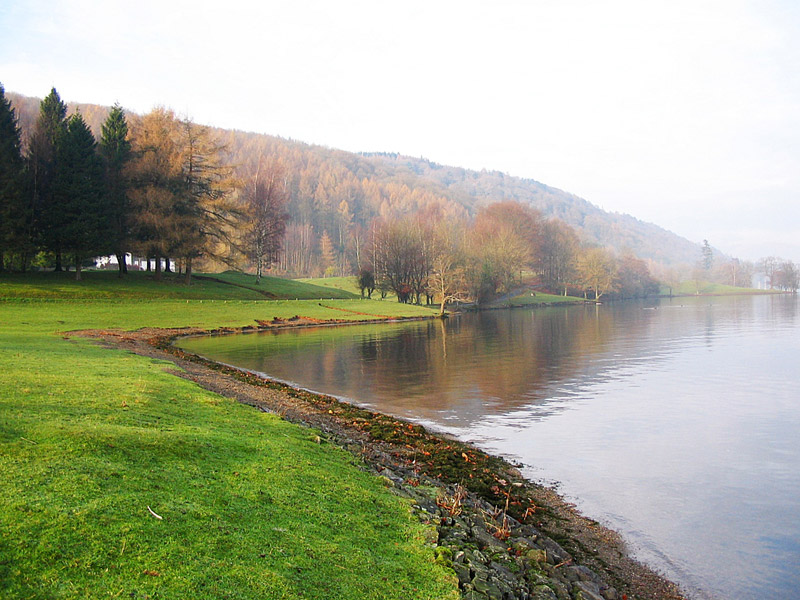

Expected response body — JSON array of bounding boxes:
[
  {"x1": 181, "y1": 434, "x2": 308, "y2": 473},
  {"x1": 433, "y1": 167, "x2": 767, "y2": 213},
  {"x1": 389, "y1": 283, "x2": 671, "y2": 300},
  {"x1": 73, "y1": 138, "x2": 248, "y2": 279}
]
[{"x1": 2, "y1": 0, "x2": 798, "y2": 262}]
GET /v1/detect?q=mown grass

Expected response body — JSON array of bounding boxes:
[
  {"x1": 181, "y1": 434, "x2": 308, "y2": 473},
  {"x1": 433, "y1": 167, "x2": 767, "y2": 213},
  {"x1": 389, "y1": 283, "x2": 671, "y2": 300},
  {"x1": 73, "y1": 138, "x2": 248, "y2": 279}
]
[
  {"x1": 0, "y1": 270, "x2": 266, "y2": 300},
  {"x1": 297, "y1": 277, "x2": 403, "y2": 302},
  {"x1": 208, "y1": 271, "x2": 359, "y2": 300},
  {"x1": 0, "y1": 275, "x2": 454, "y2": 600},
  {"x1": 498, "y1": 291, "x2": 584, "y2": 306},
  {"x1": 662, "y1": 280, "x2": 777, "y2": 296}
]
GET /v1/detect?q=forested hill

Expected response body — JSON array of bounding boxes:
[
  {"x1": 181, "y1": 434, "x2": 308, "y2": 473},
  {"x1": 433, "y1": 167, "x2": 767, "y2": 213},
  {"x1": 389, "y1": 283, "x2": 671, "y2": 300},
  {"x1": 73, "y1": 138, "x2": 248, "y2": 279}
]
[
  {"x1": 355, "y1": 153, "x2": 701, "y2": 265},
  {"x1": 8, "y1": 91, "x2": 701, "y2": 267}
]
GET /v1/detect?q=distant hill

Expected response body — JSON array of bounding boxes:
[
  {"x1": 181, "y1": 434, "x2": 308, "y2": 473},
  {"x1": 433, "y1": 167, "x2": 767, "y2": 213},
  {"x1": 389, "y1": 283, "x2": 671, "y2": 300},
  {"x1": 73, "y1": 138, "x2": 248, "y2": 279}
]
[{"x1": 8, "y1": 91, "x2": 701, "y2": 267}]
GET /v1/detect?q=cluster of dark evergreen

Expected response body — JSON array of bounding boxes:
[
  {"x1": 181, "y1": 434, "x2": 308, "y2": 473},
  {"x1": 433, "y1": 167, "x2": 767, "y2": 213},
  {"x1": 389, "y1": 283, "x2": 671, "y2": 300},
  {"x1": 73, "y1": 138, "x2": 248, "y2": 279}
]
[{"x1": 0, "y1": 86, "x2": 130, "y2": 279}]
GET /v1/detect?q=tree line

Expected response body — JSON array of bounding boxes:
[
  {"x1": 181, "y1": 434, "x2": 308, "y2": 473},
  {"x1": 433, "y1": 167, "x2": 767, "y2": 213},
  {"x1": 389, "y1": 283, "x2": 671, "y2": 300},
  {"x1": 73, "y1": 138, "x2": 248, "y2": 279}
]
[
  {"x1": 353, "y1": 201, "x2": 661, "y2": 311},
  {"x1": 0, "y1": 86, "x2": 288, "y2": 282},
  {"x1": 3, "y1": 86, "x2": 793, "y2": 302}
]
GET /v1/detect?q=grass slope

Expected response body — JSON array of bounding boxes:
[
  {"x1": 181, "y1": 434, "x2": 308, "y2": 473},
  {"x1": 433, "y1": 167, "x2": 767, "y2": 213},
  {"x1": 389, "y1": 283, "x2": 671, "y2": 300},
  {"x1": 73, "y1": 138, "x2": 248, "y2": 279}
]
[
  {"x1": 0, "y1": 275, "x2": 453, "y2": 599},
  {"x1": 208, "y1": 272, "x2": 359, "y2": 300},
  {"x1": 663, "y1": 280, "x2": 777, "y2": 296}
]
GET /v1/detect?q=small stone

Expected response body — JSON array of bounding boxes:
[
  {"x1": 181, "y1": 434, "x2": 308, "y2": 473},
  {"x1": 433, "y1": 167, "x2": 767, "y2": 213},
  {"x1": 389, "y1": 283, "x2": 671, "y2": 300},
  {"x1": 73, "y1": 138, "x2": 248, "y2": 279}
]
[
  {"x1": 531, "y1": 584, "x2": 559, "y2": 600},
  {"x1": 574, "y1": 580, "x2": 605, "y2": 600},
  {"x1": 452, "y1": 561, "x2": 472, "y2": 585},
  {"x1": 525, "y1": 548, "x2": 548, "y2": 563}
]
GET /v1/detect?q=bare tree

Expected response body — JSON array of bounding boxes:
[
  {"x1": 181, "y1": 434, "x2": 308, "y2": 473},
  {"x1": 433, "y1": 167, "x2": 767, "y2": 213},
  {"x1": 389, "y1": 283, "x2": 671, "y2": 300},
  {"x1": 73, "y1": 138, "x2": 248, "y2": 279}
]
[{"x1": 242, "y1": 156, "x2": 289, "y2": 283}]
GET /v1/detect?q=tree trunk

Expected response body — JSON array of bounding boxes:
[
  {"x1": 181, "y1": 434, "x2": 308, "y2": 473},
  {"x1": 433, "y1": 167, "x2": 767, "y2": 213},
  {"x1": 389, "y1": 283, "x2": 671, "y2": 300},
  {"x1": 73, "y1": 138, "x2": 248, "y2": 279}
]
[
  {"x1": 155, "y1": 256, "x2": 162, "y2": 281},
  {"x1": 116, "y1": 252, "x2": 126, "y2": 277},
  {"x1": 164, "y1": 258, "x2": 172, "y2": 273},
  {"x1": 0, "y1": 250, "x2": 4, "y2": 273},
  {"x1": 55, "y1": 250, "x2": 63, "y2": 272},
  {"x1": 75, "y1": 255, "x2": 82, "y2": 281},
  {"x1": 184, "y1": 257, "x2": 193, "y2": 285}
]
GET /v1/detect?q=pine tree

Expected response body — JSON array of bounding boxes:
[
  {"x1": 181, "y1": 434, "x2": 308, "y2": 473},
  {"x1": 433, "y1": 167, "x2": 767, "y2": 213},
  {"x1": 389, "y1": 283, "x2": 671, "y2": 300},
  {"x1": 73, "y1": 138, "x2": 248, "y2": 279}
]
[
  {"x1": 99, "y1": 104, "x2": 132, "y2": 275},
  {"x1": 0, "y1": 84, "x2": 27, "y2": 270},
  {"x1": 28, "y1": 87, "x2": 68, "y2": 270},
  {"x1": 53, "y1": 113, "x2": 106, "y2": 280}
]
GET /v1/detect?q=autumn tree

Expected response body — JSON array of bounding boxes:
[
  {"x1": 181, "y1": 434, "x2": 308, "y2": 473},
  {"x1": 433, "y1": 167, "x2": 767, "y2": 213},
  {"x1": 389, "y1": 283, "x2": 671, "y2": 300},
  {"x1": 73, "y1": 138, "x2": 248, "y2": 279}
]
[
  {"x1": 241, "y1": 156, "x2": 289, "y2": 283},
  {"x1": 128, "y1": 108, "x2": 183, "y2": 279},
  {"x1": 576, "y1": 247, "x2": 617, "y2": 300},
  {"x1": 538, "y1": 218, "x2": 579, "y2": 294},
  {"x1": 615, "y1": 253, "x2": 659, "y2": 298},
  {"x1": 98, "y1": 104, "x2": 132, "y2": 276},
  {"x1": 175, "y1": 117, "x2": 237, "y2": 282},
  {"x1": 474, "y1": 200, "x2": 543, "y2": 267},
  {"x1": 28, "y1": 88, "x2": 68, "y2": 270},
  {"x1": 128, "y1": 109, "x2": 237, "y2": 283},
  {"x1": 0, "y1": 84, "x2": 27, "y2": 271},
  {"x1": 319, "y1": 230, "x2": 336, "y2": 277},
  {"x1": 464, "y1": 218, "x2": 529, "y2": 303}
]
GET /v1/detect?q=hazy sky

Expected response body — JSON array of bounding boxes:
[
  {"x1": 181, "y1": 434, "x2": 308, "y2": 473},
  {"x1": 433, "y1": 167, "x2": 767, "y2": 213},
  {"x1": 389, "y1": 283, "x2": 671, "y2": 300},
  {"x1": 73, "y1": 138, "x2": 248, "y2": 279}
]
[{"x1": 2, "y1": 0, "x2": 798, "y2": 262}]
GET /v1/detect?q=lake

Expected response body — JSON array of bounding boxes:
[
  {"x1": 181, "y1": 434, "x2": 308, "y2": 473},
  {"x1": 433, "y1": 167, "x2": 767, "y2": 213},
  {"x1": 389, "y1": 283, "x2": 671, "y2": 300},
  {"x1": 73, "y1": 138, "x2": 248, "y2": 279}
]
[{"x1": 177, "y1": 294, "x2": 800, "y2": 600}]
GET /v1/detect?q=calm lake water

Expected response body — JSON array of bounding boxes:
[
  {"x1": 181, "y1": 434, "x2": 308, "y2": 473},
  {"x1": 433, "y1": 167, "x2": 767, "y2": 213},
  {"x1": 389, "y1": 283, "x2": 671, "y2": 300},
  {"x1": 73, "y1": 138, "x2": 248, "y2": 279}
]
[{"x1": 178, "y1": 294, "x2": 800, "y2": 600}]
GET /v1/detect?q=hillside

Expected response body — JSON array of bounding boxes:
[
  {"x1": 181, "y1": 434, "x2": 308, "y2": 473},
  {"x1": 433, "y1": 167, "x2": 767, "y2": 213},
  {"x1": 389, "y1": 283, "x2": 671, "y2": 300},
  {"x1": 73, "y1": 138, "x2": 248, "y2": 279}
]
[{"x1": 8, "y1": 91, "x2": 701, "y2": 267}]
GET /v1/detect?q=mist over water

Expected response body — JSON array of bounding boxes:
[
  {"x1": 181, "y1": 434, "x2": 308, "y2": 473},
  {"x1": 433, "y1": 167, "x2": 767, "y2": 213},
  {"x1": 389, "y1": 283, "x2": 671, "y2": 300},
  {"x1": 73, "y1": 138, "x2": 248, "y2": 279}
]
[{"x1": 179, "y1": 295, "x2": 800, "y2": 600}]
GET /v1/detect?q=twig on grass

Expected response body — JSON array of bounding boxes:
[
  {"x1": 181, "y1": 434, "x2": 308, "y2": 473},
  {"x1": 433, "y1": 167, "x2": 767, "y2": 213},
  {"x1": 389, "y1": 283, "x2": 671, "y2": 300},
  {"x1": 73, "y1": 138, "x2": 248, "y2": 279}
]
[{"x1": 147, "y1": 506, "x2": 163, "y2": 520}]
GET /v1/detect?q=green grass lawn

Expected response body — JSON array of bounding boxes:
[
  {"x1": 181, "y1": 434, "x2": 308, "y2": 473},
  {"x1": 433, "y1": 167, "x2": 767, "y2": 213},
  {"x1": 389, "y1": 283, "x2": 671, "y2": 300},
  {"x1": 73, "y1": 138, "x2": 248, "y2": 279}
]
[
  {"x1": 208, "y1": 271, "x2": 359, "y2": 300},
  {"x1": 296, "y1": 277, "x2": 402, "y2": 302},
  {"x1": 662, "y1": 280, "x2": 777, "y2": 296},
  {"x1": 0, "y1": 274, "x2": 453, "y2": 599},
  {"x1": 498, "y1": 291, "x2": 584, "y2": 306}
]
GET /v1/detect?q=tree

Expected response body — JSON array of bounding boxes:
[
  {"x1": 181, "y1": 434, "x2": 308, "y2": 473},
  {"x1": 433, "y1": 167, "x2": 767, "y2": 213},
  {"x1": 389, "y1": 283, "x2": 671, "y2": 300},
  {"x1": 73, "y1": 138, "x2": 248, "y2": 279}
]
[
  {"x1": 98, "y1": 104, "x2": 132, "y2": 276},
  {"x1": 576, "y1": 247, "x2": 617, "y2": 300},
  {"x1": 241, "y1": 156, "x2": 289, "y2": 283},
  {"x1": 538, "y1": 219, "x2": 579, "y2": 294},
  {"x1": 369, "y1": 217, "x2": 434, "y2": 304},
  {"x1": 474, "y1": 200, "x2": 543, "y2": 268},
  {"x1": 464, "y1": 221, "x2": 529, "y2": 303},
  {"x1": 28, "y1": 88, "x2": 68, "y2": 270},
  {"x1": 53, "y1": 113, "x2": 106, "y2": 280},
  {"x1": 615, "y1": 253, "x2": 659, "y2": 298},
  {"x1": 319, "y1": 230, "x2": 336, "y2": 277},
  {"x1": 0, "y1": 84, "x2": 28, "y2": 270},
  {"x1": 758, "y1": 256, "x2": 779, "y2": 289},
  {"x1": 128, "y1": 108, "x2": 184, "y2": 280},
  {"x1": 428, "y1": 235, "x2": 469, "y2": 315},
  {"x1": 128, "y1": 109, "x2": 237, "y2": 283},
  {"x1": 357, "y1": 269, "x2": 375, "y2": 298},
  {"x1": 774, "y1": 260, "x2": 799, "y2": 292},
  {"x1": 175, "y1": 116, "x2": 237, "y2": 283},
  {"x1": 701, "y1": 240, "x2": 713, "y2": 273}
]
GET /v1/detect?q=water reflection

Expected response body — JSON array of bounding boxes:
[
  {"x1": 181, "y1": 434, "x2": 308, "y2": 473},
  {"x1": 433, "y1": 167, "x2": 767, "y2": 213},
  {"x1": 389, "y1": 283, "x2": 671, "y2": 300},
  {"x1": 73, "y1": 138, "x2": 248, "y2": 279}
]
[{"x1": 177, "y1": 295, "x2": 800, "y2": 600}]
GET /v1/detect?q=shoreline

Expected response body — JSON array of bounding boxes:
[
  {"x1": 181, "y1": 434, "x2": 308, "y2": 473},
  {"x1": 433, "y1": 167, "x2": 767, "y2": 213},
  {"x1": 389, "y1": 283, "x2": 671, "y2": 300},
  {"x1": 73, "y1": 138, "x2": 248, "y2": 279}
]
[{"x1": 76, "y1": 318, "x2": 687, "y2": 600}]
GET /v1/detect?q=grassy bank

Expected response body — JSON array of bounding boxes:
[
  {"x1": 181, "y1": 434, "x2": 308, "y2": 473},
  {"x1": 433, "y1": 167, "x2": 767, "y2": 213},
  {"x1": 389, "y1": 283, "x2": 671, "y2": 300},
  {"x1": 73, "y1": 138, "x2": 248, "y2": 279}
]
[
  {"x1": 661, "y1": 280, "x2": 778, "y2": 296},
  {"x1": 0, "y1": 272, "x2": 456, "y2": 599}
]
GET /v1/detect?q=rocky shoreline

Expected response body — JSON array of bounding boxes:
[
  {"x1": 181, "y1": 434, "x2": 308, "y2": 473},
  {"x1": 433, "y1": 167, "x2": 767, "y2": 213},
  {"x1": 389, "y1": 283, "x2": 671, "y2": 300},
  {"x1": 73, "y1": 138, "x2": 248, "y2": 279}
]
[{"x1": 76, "y1": 319, "x2": 687, "y2": 600}]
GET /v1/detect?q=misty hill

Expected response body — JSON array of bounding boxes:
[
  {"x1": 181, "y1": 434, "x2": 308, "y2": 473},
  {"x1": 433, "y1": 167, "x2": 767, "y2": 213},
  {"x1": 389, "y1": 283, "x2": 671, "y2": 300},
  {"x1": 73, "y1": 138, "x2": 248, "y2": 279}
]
[{"x1": 8, "y1": 91, "x2": 701, "y2": 267}]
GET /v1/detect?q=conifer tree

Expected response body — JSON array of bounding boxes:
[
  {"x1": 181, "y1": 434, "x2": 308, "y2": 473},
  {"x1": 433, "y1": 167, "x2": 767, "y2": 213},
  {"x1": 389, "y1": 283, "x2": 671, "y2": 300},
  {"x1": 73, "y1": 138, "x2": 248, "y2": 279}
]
[
  {"x1": 0, "y1": 84, "x2": 27, "y2": 270},
  {"x1": 53, "y1": 113, "x2": 105, "y2": 280},
  {"x1": 28, "y1": 87, "x2": 68, "y2": 270},
  {"x1": 99, "y1": 104, "x2": 132, "y2": 275}
]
